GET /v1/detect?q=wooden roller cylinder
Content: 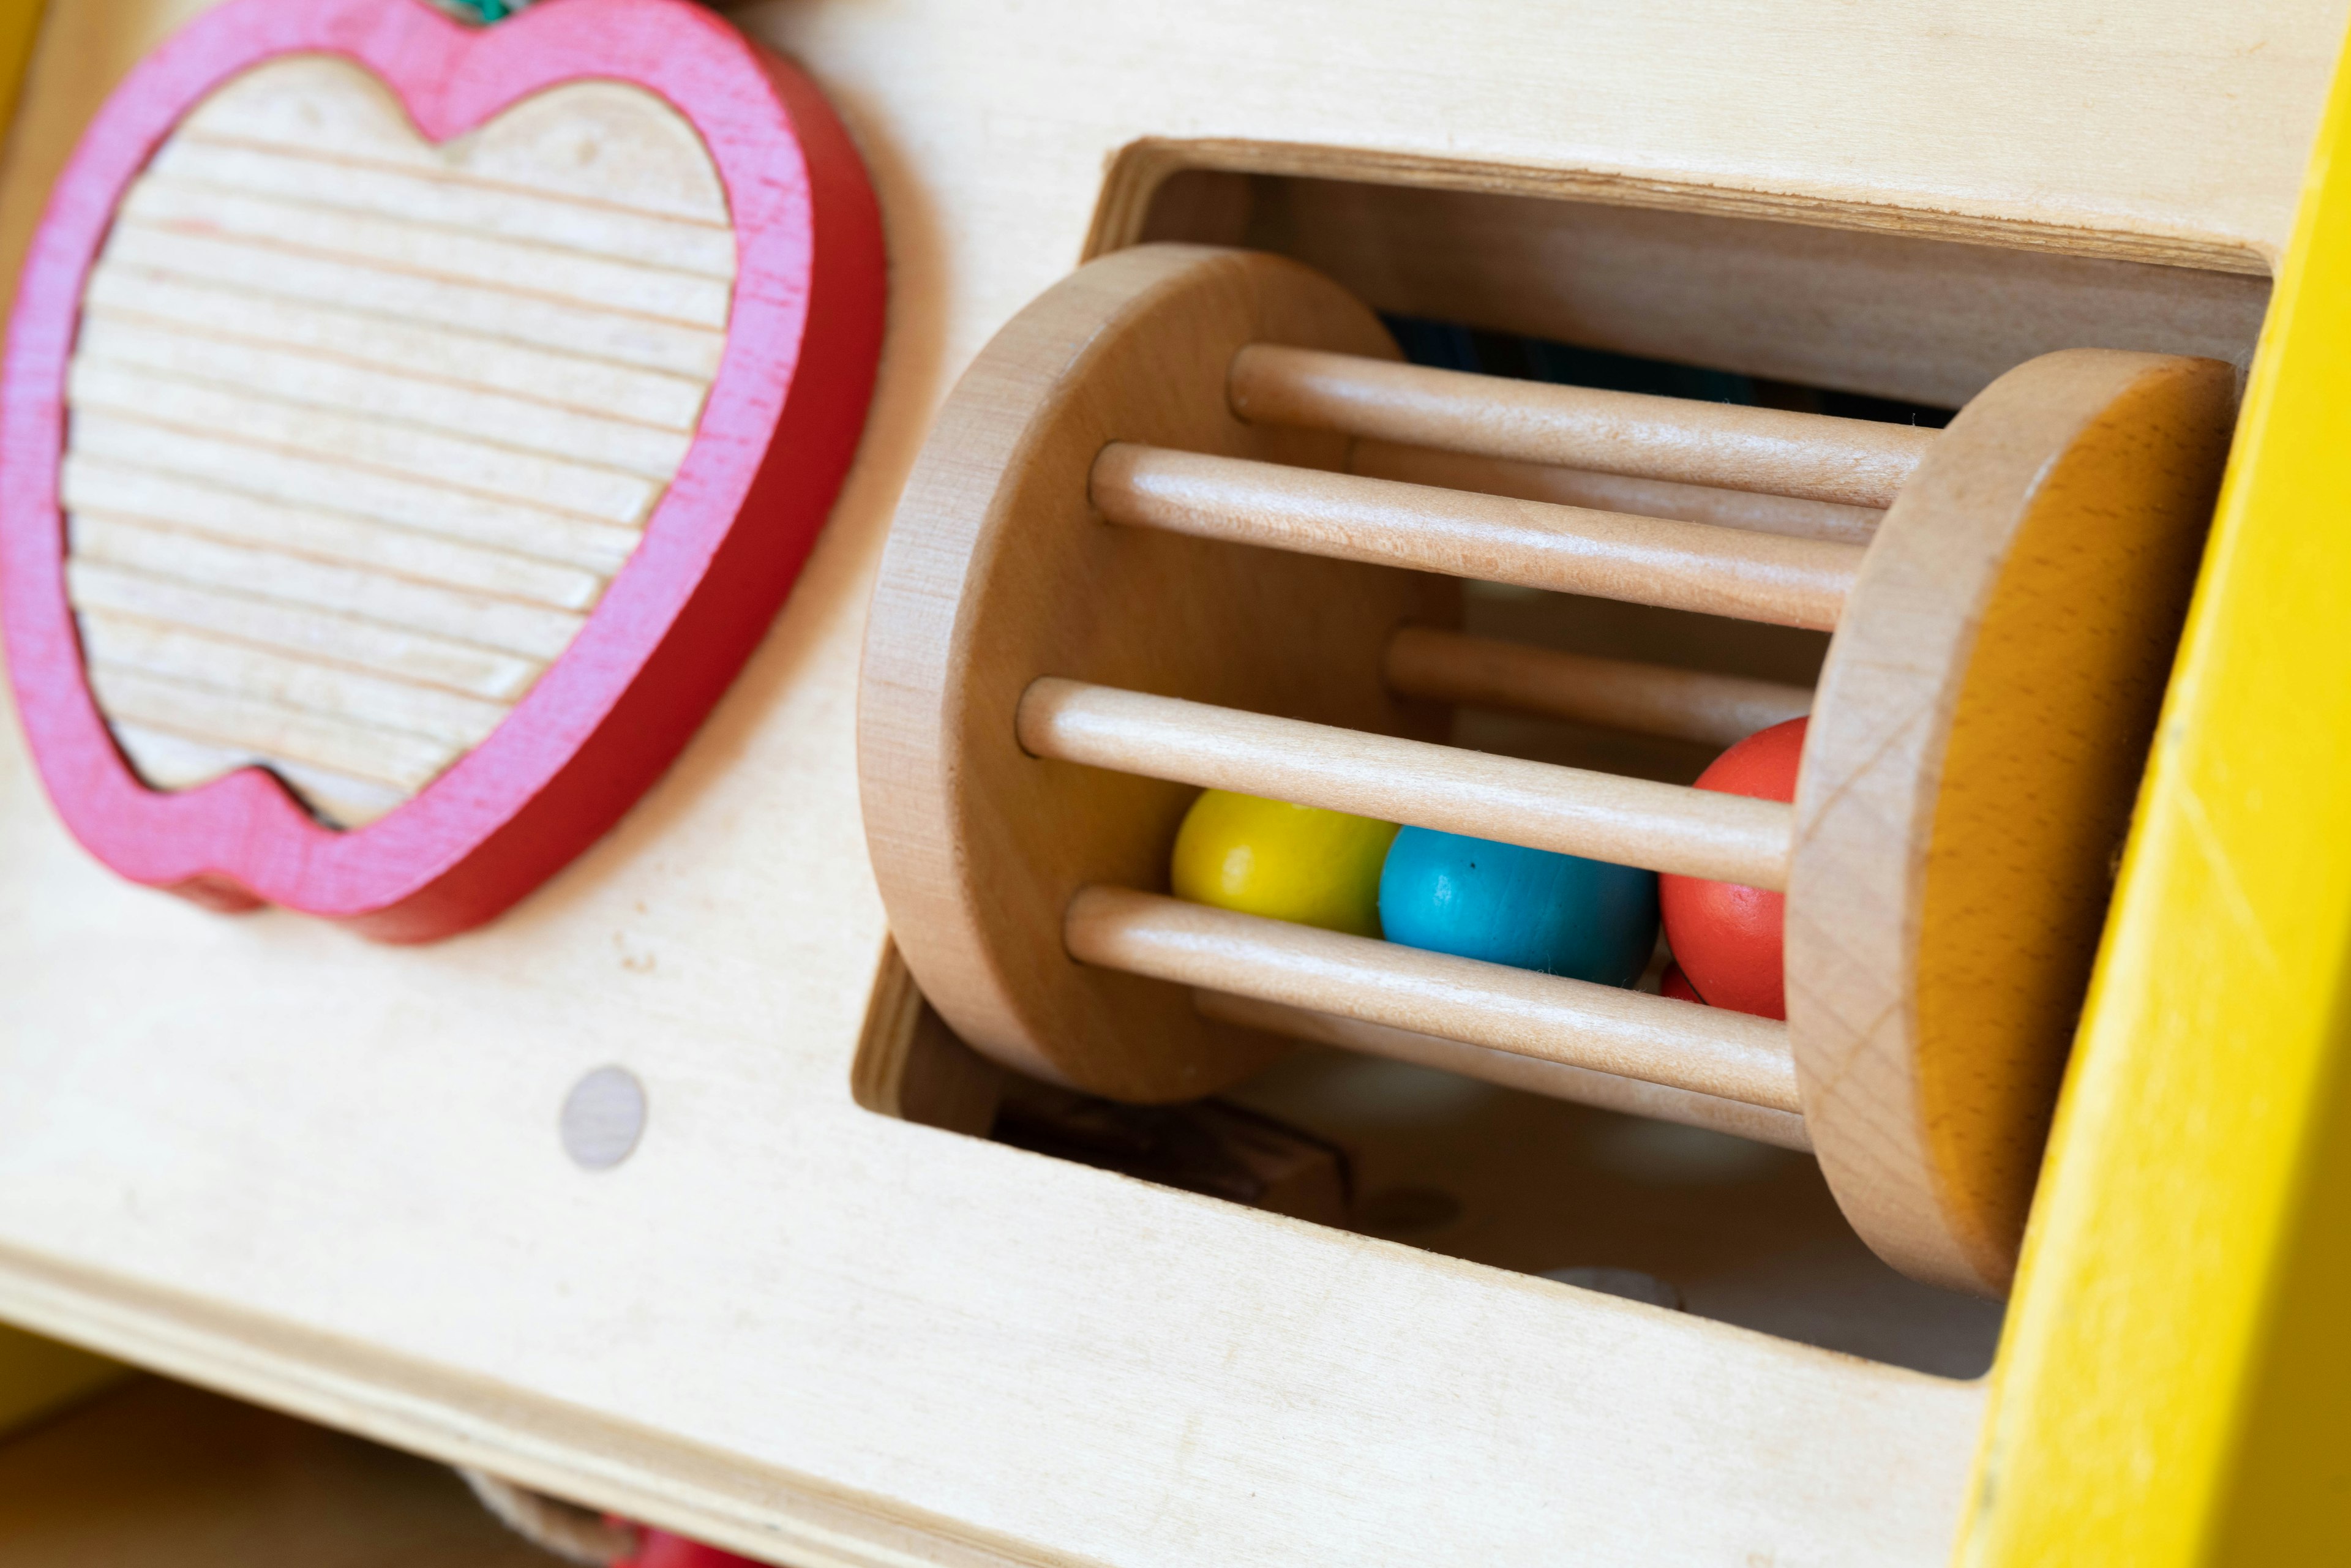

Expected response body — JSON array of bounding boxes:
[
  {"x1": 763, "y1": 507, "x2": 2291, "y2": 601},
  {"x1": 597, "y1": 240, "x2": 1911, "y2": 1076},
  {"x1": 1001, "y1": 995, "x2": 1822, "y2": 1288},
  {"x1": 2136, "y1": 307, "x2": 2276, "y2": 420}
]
[{"x1": 861, "y1": 242, "x2": 2236, "y2": 1296}]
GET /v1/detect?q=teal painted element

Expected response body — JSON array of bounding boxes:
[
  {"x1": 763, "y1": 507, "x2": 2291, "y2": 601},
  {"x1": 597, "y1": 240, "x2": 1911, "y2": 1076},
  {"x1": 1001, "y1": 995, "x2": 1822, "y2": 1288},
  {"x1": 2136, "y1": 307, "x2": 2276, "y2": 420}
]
[
  {"x1": 1377, "y1": 827, "x2": 1658, "y2": 985},
  {"x1": 433, "y1": 0, "x2": 521, "y2": 23}
]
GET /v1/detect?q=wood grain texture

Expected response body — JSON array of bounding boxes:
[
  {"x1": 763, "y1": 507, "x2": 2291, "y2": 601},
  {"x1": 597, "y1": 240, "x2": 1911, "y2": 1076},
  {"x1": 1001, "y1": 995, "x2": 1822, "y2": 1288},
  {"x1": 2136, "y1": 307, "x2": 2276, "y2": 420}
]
[
  {"x1": 846, "y1": 940, "x2": 1004, "y2": 1138},
  {"x1": 942, "y1": 283, "x2": 2235, "y2": 1302},
  {"x1": 62, "y1": 56, "x2": 733, "y2": 827},
  {"x1": 1231, "y1": 345, "x2": 1937, "y2": 507},
  {"x1": 1141, "y1": 171, "x2": 2272, "y2": 410},
  {"x1": 1018, "y1": 677, "x2": 1794, "y2": 888},
  {"x1": 0, "y1": 0, "x2": 885, "y2": 936},
  {"x1": 1093, "y1": 442, "x2": 1862, "y2": 629},
  {"x1": 0, "y1": 1150, "x2": 1985, "y2": 1568},
  {"x1": 1194, "y1": 989, "x2": 1813, "y2": 1151},
  {"x1": 1383, "y1": 626, "x2": 1812, "y2": 747},
  {"x1": 1352, "y1": 441, "x2": 1884, "y2": 546},
  {"x1": 1062, "y1": 887, "x2": 1799, "y2": 1110},
  {"x1": 1787, "y1": 350, "x2": 2236, "y2": 1296},
  {"x1": 0, "y1": 0, "x2": 2321, "y2": 1563},
  {"x1": 859, "y1": 244, "x2": 1456, "y2": 1102}
]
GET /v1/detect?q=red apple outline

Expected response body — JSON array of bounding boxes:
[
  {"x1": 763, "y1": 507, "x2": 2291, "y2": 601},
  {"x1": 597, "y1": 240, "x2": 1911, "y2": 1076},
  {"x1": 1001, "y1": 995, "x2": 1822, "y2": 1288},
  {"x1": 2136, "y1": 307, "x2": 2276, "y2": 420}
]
[{"x1": 0, "y1": 0, "x2": 885, "y2": 940}]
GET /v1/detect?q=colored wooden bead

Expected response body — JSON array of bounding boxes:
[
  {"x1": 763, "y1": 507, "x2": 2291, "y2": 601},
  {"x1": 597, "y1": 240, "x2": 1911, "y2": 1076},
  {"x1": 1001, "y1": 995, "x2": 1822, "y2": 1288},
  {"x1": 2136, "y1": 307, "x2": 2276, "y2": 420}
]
[
  {"x1": 1377, "y1": 827, "x2": 1659, "y2": 985},
  {"x1": 1659, "y1": 716, "x2": 1807, "y2": 1018},
  {"x1": 1171, "y1": 790, "x2": 1399, "y2": 937},
  {"x1": 1660, "y1": 962, "x2": 1703, "y2": 1004}
]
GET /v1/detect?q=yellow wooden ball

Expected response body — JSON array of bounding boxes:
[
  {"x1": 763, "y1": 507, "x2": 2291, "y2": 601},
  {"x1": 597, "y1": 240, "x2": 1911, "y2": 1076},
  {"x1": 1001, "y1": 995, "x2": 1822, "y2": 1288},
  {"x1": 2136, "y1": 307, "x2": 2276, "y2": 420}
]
[{"x1": 1169, "y1": 790, "x2": 1400, "y2": 937}]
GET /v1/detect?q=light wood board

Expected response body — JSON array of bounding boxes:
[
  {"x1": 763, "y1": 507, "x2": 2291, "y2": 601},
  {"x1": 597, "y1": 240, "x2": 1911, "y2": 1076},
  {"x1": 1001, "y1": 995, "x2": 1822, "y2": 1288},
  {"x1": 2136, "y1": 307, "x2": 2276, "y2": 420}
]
[{"x1": 0, "y1": 0, "x2": 2338, "y2": 1564}]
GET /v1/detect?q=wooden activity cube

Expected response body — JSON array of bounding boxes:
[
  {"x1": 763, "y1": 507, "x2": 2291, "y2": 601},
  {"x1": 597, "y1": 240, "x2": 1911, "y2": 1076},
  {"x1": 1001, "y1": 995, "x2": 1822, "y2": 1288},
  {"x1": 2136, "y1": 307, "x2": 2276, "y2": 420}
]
[
  {"x1": 4, "y1": 0, "x2": 2350, "y2": 1561},
  {"x1": 862, "y1": 244, "x2": 2233, "y2": 1297}
]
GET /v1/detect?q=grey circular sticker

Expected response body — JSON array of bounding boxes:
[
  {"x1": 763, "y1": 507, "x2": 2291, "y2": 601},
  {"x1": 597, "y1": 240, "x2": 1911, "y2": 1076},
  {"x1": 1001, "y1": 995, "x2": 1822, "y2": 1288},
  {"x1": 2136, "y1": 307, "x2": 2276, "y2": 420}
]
[{"x1": 560, "y1": 1065, "x2": 646, "y2": 1171}]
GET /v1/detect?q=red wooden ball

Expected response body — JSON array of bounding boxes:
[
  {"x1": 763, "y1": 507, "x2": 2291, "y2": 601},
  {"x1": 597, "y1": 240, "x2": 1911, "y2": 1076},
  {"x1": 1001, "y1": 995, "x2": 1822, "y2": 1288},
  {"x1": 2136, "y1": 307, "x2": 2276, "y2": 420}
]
[
  {"x1": 1660, "y1": 962, "x2": 1703, "y2": 1004},
  {"x1": 1659, "y1": 717, "x2": 1807, "y2": 1020}
]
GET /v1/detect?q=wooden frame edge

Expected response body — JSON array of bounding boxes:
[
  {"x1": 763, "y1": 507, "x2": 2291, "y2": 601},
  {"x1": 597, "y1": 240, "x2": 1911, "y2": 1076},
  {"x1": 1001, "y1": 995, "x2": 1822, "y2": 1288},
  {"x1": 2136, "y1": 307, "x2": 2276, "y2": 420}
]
[
  {"x1": 0, "y1": 1237, "x2": 1087, "y2": 1568},
  {"x1": 1084, "y1": 137, "x2": 2278, "y2": 276},
  {"x1": 848, "y1": 941, "x2": 1004, "y2": 1136}
]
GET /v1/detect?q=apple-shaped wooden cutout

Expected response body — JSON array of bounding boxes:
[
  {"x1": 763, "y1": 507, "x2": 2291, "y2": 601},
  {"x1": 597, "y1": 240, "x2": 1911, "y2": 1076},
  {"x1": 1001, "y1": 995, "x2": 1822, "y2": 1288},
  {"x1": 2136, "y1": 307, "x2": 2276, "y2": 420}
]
[{"x1": 0, "y1": 0, "x2": 883, "y2": 939}]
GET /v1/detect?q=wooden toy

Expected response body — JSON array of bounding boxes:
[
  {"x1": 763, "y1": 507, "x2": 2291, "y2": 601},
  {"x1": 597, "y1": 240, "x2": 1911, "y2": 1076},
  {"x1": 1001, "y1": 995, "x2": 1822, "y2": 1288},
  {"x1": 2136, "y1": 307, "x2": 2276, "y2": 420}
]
[
  {"x1": 1376, "y1": 825, "x2": 1658, "y2": 985},
  {"x1": 861, "y1": 242, "x2": 2233, "y2": 1294},
  {"x1": 1168, "y1": 789, "x2": 1395, "y2": 936},
  {"x1": 0, "y1": 0, "x2": 883, "y2": 939},
  {"x1": 1658, "y1": 715, "x2": 1807, "y2": 1018},
  {"x1": 2, "y1": 0, "x2": 2349, "y2": 1563}
]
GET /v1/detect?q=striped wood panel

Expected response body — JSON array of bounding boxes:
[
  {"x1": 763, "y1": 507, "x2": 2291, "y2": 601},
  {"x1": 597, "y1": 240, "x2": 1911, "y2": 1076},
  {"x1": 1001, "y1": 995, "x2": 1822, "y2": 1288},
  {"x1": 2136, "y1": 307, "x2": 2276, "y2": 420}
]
[{"x1": 63, "y1": 55, "x2": 737, "y2": 827}]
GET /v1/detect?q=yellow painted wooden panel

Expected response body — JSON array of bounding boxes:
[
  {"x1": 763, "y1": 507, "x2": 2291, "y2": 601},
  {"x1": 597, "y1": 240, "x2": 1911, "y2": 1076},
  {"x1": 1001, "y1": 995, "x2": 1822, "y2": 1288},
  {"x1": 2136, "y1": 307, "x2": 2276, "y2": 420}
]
[{"x1": 1959, "y1": 15, "x2": 2351, "y2": 1565}]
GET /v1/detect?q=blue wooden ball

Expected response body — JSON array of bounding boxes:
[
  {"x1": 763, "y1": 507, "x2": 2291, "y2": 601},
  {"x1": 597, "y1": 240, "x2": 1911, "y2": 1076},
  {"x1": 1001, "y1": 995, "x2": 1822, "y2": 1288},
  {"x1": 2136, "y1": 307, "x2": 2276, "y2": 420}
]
[{"x1": 1378, "y1": 828, "x2": 1659, "y2": 985}]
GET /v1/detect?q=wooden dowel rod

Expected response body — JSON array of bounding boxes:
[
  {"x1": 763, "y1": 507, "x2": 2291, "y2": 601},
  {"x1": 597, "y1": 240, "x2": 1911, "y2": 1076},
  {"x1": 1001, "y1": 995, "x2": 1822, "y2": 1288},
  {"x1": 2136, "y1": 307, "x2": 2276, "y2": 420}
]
[
  {"x1": 1018, "y1": 678, "x2": 1794, "y2": 890},
  {"x1": 1231, "y1": 344, "x2": 1935, "y2": 509},
  {"x1": 1067, "y1": 887, "x2": 1802, "y2": 1114},
  {"x1": 1194, "y1": 989, "x2": 1813, "y2": 1153},
  {"x1": 1351, "y1": 441, "x2": 1882, "y2": 547},
  {"x1": 1384, "y1": 627, "x2": 1812, "y2": 749},
  {"x1": 1092, "y1": 443, "x2": 1860, "y2": 632}
]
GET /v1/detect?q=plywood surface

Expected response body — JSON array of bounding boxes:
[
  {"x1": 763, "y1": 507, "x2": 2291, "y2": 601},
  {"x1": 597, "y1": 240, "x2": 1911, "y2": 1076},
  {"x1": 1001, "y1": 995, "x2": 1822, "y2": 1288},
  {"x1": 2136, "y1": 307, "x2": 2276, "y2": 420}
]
[
  {"x1": 0, "y1": 0, "x2": 2336, "y2": 1564},
  {"x1": 1222, "y1": 179, "x2": 2277, "y2": 411}
]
